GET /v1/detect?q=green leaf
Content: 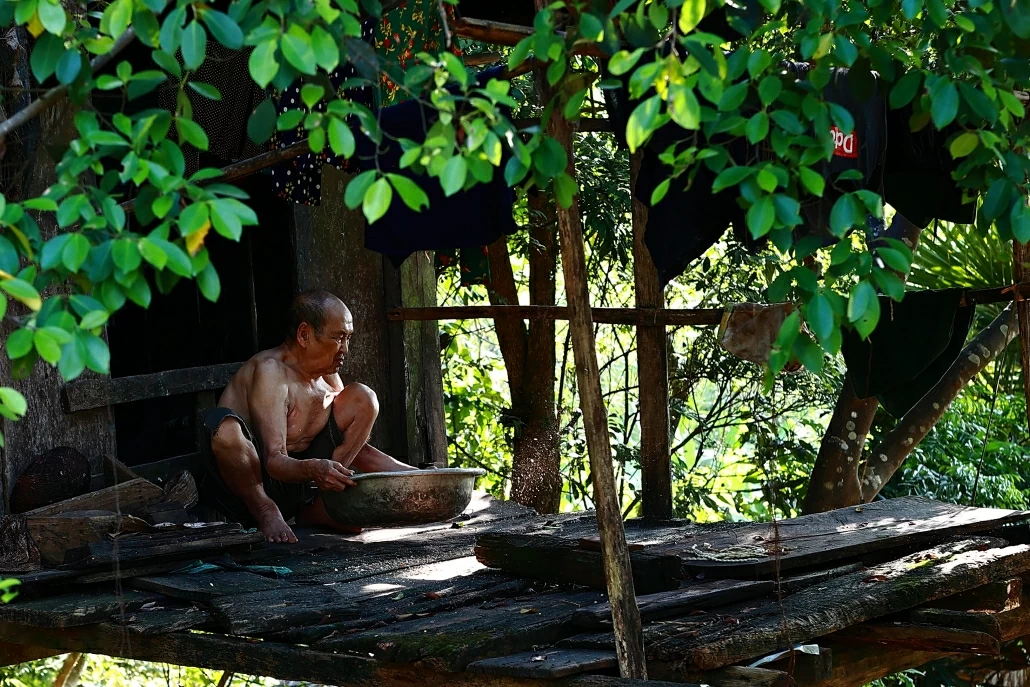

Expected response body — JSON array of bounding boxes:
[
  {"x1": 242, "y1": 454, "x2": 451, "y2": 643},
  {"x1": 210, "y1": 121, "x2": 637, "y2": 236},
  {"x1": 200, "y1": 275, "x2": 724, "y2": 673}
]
[
  {"x1": 79, "y1": 310, "x2": 109, "y2": 330},
  {"x1": 209, "y1": 199, "x2": 242, "y2": 240},
  {"x1": 30, "y1": 33, "x2": 64, "y2": 82},
  {"x1": 33, "y1": 328, "x2": 62, "y2": 364},
  {"x1": 902, "y1": 0, "x2": 922, "y2": 20},
  {"x1": 55, "y1": 49, "x2": 82, "y2": 85},
  {"x1": 876, "y1": 246, "x2": 911, "y2": 273},
  {"x1": 247, "y1": 98, "x2": 276, "y2": 144},
  {"x1": 650, "y1": 178, "x2": 670, "y2": 206},
  {"x1": 758, "y1": 76, "x2": 782, "y2": 106},
  {"x1": 949, "y1": 131, "x2": 979, "y2": 158},
  {"x1": 139, "y1": 236, "x2": 168, "y2": 269},
  {"x1": 711, "y1": 166, "x2": 754, "y2": 193},
  {"x1": 79, "y1": 332, "x2": 110, "y2": 373},
  {"x1": 554, "y1": 172, "x2": 577, "y2": 209},
  {"x1": 188, "y1": 82, "x2": 221, "y2": 100},
  {"x1": 6, "y1": 328, "x2": 34, "y2": 359},
  {"x1": 848, "y1": 280, "x2": 877, "y2": 323},
  {"x1": 718, "y1": 81, "x2": 748, "y2": 111},
  {"x1": 249, "y1": 40, "x2": 279, "y2": 88},
  {"x1": 746, "y1": 196, "x2": 775, "y2": 239},
  {"x1": 0, "y1": 387, "x2": 27, "y2": 416},
  {"x1": 625, "y1": 95, "x2": 661, "y2": 152},
  {"x1": 745, "y1": 111, "x2": 769, "y2": 143},
  {"x1": 1012, "y1": 200, "x2": 1030, "y2": 244},
  {"x1": 440, "y1": 156, "x2": 468, "y2": 197},
  {"x1": 103, "y1": 0, "x2": 131, "y2": 37},
  {"x1": 930, "y1": 80, "x2": 959, "y2": 128},
  {"x1": 668, "y1": 85, "x2": 700, "y2": 130},
  {"x1": 197, "y1": 262, "x2": 220, "y2": 302},
  {"x1": 890, "y1": 70, "x2": 922, "y2": 110},
  {"x1": 793, "y1": 334, "x2": 823, "y2": 373},
  {"x1": 112, "y1": 238, "x2": 142, "y2": 272},
  {"x1": 37, "y1": 0, "x2": 65, "y2": 35},
  {"x1": 178, "y1": 202, "x2": 210, "y2": 235},
  {"x1": 608, "y1": 49, "x2": 644, "y2": 76},
  {"x1": 159, "y1": 6, "x2": 185, "y2": 53},
  {"x1": 181, "y1": 21, "x2": 207, "y2": 71},
  {"x1": 124, "y1": 273, "x2": 152, "y2": 307},
  {"x1": 311, "y1": 25, "x2": 340, "y2": 72},
  {"x1": 201, "y1": 10, "x2": 242, "y2": 49},
  {"x1": 805, "y1": 292, "x2": 834, "y2": 342},
  {"x1": 1, "y1": 279, "x2": 41, "y2": 311},
  {"x1": 678, "y1": 0, "x2": 706, "y2": 33},
  {"x1": 301, "y1": 84, "x2": 325, "y2": 109},
  {"x1": 830, "y1": 194, "x2": 857, "y2": 237},
  {"x1": 386, "y1": 174, "x2": 429, "y2": 212},
  {"x1": 281, "y1": 25, "x2": 316, "y2": 76},
  {"x1": 58, "y1": 331, "x2": 85, "y2": 380},
  {"x1": 747, "y1": 49, "x2": 772, "y2": 78},
  {"x1": 328, "y1": 118, "x2": 355, "y2": 157},
  {"x1": 345, "y1": 170, "x2": 377, "y2": 210},
  {"x1": 508, "y1": 36, "x2": 532, "y2": 71},
  {"x1": 363, "y1": 177, "x2": 392, "y2": 224},
  {"x1": 61, "y1": 234, "x2": 90, "y2": 273},
  {"x1": 579, "y1": 12, "x2": 604, "y2": 40},
  {"x1": 799, "y1": 167, "x2": 825, "y2": 197},
  {"x1": 176, "y1": 117, "x2": 209, "y2": 151}
]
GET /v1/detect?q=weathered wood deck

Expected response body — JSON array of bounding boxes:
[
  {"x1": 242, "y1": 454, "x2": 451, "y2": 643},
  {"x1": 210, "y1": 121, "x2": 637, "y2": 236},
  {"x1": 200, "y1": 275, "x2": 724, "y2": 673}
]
[{"x1": 3, "y1": 495, "x2": 1030, "y2": 687}]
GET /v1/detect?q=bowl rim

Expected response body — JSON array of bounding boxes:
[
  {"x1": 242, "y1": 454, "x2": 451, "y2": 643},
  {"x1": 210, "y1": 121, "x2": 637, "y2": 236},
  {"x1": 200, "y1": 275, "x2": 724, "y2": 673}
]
[{"x1": 349, "y1": 467, "x2": 487, "y2": 481}]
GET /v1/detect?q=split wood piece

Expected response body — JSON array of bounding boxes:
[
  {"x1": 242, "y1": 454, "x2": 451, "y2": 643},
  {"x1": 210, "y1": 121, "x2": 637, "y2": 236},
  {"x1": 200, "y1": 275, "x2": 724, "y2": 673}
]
[
  {"x1": 0, "y1": 589, "x2": 163, "y2": 628},
  {"x1": 0, "y1": 641, "x2": 62, "y2": 667},
  {"x1": 63, "y1": 525, "x2": 263, "y2": 568},
  {"x1": 829, "y1": 622, "x2": 1000, "y2": 656},
  {"x1": 904, "y1": 608, "x2": 1002, "y2": 638},
  {"x1": 129, "y1": 571, "x2": 290, "y2": 602},
  {"x1": 646, "y1": 538, "x2": 1030, "y2": 671},
  {"x1": 929, "y1": 577, "x2": 1022, "y2": 612},
  {"x1": 25, "y1": 511, "x2": 151, "y2": 566},
  {"x1": 0, "y1": 516, "x2": 40, "y2": 572},
  {"x1": 474, "y1": 533, "x2": 680, "y2": 594},
  {"x1": 210, "y1": 585, "x2": 358, "y2": 635},
  {"x1": 24, "y1": 478, "x2": 164, "y2": 517},
  {"x1": 104, "y1": 455, "x2": 139, "y2": 486},
  {"x1": 1013, "y1": 239, "x2": 1030, "y2": 430},
  {"x1": 661, "y1": 496, "x2": 1030, "y2": 578},
  {"x1": 114, "y1": 606, "x2": 213, "y2": 636},
  {"x1": 776, "y1": 563, "x2": 864, "y2": 595},
  {"x1": 386, "y1": 305, "x2": 723, "y2": 327},
  {"x1": 163, "y1": 470, "x2": 199, "y2": 509},
  {"x1": 572, "y1": 579, "x2": 774, "y2": 629},
  {"x1": 62, "y1": 362, "x2": 242, "y2": 413},
  {"x1": 467, "y1": 649, "x2": 618, "y2": 678},
  {"x1": 317, "y1": 589, "x2": 606, "y2": 671}
]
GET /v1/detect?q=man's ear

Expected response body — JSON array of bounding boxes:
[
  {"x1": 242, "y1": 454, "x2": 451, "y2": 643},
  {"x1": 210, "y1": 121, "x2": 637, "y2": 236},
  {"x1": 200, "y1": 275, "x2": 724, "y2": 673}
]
[{"x1": 297, "y1": 322, "x2": 312, "y2": 347}]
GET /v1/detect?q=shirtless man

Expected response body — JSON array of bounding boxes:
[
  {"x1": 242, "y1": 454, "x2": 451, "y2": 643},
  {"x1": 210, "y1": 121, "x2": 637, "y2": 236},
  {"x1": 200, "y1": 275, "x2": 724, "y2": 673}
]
[{"x1": 196, "y1": 290, "x2": 416, "y2": 543}]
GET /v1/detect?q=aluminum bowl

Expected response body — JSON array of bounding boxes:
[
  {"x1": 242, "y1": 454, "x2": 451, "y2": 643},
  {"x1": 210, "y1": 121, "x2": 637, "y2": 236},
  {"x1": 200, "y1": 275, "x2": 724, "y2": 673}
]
[{"x1": 320, "y1": 468, "x2": 486, "y2": 527}]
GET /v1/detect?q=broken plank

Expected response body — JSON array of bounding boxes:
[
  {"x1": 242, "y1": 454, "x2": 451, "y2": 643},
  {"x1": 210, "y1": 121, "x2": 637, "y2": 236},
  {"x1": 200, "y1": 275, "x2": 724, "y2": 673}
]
[
  {"x1": 474, "y1": 533, "x2": 680, "y2": 594},
  {"x1": 661, "y1": 496, "x2": 1030, "y2": 579},
  {"x1": 572, "y1": 579, "x2": 773, "y2": 629},
  {"x1": 646, "y1": 538, "x2": 1030, "y2": 670},
  {"x1": 129, "y1": 571, "x2": 289, "y2": 602},
  {"x1": 210, "y1": 585, "x2": 357, "y2": 635},
  {"x1": 0, "y1": 589, "x2": 163, "y2": 628},
  {"x1": 114, "y1": 606, "x2": 213, "y2": 636},
  {"x1": 467, "y1": 649, "x2": 617, "y2": 678},
  {"x1": 25, "y1": 512, "x2": 150, "y2": 566},
  {"x1": 904, "y1": 608, "x2": 1002, "y2": 638},
  {"x1": 929, "y1": 578, "x2": 1022, "y2": 612},
  {"x1": 62, "y1": 362, "x2": 242, "y2": 412},
  {"x1": 64, "y1": 527, "x2": 264, "y2": 568},
  {"x1": 317, "y1": 589, "x2": 606, "y2": 670},
  {"x1": 24, "y1": 479, "x2": 164, "y2": 518},
  {"x1": 829, "y1": 622, "x2": 1000, "y2": 655}
]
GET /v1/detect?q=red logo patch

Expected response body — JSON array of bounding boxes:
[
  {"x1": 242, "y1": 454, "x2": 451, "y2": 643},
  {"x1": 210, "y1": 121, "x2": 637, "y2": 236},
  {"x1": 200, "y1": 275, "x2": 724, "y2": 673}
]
[{"x1": 830, "y1": 126, "x2": 858, "y2": 158}]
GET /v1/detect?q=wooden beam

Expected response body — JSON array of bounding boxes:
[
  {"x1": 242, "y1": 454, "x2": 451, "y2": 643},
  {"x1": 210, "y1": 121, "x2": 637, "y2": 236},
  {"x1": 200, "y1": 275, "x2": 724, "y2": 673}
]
[
  {"x1": 0, "y1": 641, "x2": 62, "y2": 667},
  {"x1": 22, "y1": 477, "x2": 164, "y2": 517},
  {"x1": 1013, "y1": 241, "x2": 1030, "y2": 430},
  {"x1": 829, "y1": 623, "x2": 1000, "y2": 655},
  {"x1": 630, "y1": 151, "x2": 672, "y2": 520},
  {"x1": 62, "y1": 362, "x2": 241, "y2": 413},
  {"x1": 453, "y1": 17, "x2": 607, "y2": 57},
  {"x1": 387, "y1": 306, "x2": 723, "y2": 327},
  {"x1": 532, "y1": 27, "x2": 645, "y2": 679}
]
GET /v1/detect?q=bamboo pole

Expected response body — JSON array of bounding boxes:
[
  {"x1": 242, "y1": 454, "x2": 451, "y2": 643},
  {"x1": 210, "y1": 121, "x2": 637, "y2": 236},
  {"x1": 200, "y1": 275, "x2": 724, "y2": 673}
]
[
  {"x1": 531, "y1": 6, "x2": 647, "y2": 676},
  {"x1": 1013, "y1": 241, "x2": 1030, "y2": 430},
  {"x1": 631, "y1": 151, "x2": 673, "y2": 520},
  {"x1": 386, "y1": 305, "x2": 723, "y2": 326}
]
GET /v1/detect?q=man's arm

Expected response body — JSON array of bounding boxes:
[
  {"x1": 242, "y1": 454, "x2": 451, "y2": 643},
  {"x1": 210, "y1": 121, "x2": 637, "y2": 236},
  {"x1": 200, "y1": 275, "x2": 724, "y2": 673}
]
[{"x1": 249, "y1": 361, "x2": 354, "y2": 490}]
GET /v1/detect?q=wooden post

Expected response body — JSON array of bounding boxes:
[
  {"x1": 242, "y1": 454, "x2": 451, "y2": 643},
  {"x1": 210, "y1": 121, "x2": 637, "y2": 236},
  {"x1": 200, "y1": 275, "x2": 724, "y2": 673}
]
[
  {"x1": 533, "y1": 40, "x2": 646, "y2": 680},
  {"x1": 630, "y1": 152, "x2": 672, "y2": 520},
  {"x1": 1012, "y1": 240, "x2": 1030, "y2": 430}
]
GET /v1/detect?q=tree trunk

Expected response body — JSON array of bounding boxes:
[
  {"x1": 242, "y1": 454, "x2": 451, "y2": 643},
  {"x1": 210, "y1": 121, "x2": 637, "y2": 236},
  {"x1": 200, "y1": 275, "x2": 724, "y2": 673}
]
[
  {"x1": 861, "y1": 303, "x2": 1017, "y2": 501},
  {"x1": 804, "y1": 215, "x2": 924, "y2": 514},
  {"x1": 1012, "y1": 239, "x2": 1030, "y2": 431}
]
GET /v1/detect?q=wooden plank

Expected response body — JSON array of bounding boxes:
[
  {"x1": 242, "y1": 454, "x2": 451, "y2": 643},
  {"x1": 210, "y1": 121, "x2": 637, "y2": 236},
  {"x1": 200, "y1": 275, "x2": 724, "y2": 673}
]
[
  {"x1": 317, "y1": 589, "x2": 606, "y2": 670},
  {"x1": 24, "y1": 478, "x2": 164, "y2": 517},
  {"x1": 659, "y1": 497, "x2": 1030, "y2": 578},
  {"x1": 25, "y1": 512, "x2": 151, "y2": 566},
  {"x1": 630, "y1": 150, "x2": 672, "y2": 520},
  {"x1": 475, "y1": 533, "x2": 680, "y2": 594},
  {"x1": 904, "y1": 607, "x2": 1002, "y2": 638},
  {"x1": 61, "y1": 362, "x2": 242, "y2": 413},
  {"x1": 210, "y1": 585, "x2": 357, "y2": 635},
  {"x1": 467, "y1": 650, "x2": 618, "y2": 678},
  {"x1": 131, "y1": 453, "x2": 198, "y2": 486},
  {"x1": 646, "y1": 538, "x2": 1030, "y2": 671},
  {"x1": 0, "y1": 641, "x2": 62, "y2": 667},
  {"x1": 129, "y1": 571, "x2": 289, "y2": 602},
  {"x1": 829, "y1": 622, "x2": 1000, "y2": 655},
  {"x1": 777, "y1": 563, "x2": 864, "y2": 595},
  {"x1": 572, "y1": 579, "x2": 774, "y2": 629},
  {"x1": 387, "y1": 306, "x2": 723, "y2": 327},
  {"x1": 930, "y1": 577, "x2": 1022, "y2": 612},
  {"x1": 0, "y1": 589, "x2": 163, "y2": 628},
  {"x1": 114, "y1": 606, "x2": 213, "y2": 636},
  {"x1": 64, "y1": 526, "x2": 265, "y2": 568},
  {"x1": 103, "y1": 455, "x2": 139, "y2": 486}
]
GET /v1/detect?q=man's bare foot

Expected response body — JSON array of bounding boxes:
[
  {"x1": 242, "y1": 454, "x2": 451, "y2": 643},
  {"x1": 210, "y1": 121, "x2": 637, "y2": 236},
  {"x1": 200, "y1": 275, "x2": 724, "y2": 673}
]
[{"x1": 255, "y1": 506, "x2": 298, "y2": 543}]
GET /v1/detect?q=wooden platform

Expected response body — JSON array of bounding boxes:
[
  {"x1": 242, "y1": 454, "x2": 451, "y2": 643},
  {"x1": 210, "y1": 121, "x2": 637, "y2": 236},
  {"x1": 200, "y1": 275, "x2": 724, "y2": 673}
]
[{"x1": 3, "y1": 495, "x2": 1030, "y2": 687}]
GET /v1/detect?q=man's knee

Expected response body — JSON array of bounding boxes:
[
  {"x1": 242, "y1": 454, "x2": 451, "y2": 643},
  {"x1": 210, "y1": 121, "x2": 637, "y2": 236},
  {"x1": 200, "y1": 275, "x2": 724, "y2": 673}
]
[
  {"x1": 210, "y1": 418, "x2": 257, "y2": 463},
  {"x1": 339, "y1": 383, "x2": 379, "y2": 418}
]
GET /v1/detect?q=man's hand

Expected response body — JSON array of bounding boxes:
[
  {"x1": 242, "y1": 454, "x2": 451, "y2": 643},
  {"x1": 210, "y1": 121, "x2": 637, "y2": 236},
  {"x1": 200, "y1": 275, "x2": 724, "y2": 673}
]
[{"x1": 308, "y1": 459, "x2": 358, "y2": 491}]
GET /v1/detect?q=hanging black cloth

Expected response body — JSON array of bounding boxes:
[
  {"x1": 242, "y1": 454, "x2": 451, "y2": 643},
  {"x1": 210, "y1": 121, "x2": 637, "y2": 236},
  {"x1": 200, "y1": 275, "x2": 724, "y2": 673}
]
[
  {"x1": 841, "y1": 288, "x2": 974, "y2": 418},
  {"x1": 350, "y1": 65, "x2": 516, "y2": 267}
]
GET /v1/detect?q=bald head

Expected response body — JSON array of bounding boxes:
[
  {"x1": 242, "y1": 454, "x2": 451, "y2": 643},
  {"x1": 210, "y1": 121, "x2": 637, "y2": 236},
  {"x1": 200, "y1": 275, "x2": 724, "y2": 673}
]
[{"x1": 285, "y1": 290, "x2": 349, "y2": 343}]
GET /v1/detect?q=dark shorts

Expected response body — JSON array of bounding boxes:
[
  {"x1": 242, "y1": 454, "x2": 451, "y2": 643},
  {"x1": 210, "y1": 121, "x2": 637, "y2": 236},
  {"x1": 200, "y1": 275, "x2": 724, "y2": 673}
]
[{"x1": 195, "y1": 407, "x2": 345, "y2": 526}]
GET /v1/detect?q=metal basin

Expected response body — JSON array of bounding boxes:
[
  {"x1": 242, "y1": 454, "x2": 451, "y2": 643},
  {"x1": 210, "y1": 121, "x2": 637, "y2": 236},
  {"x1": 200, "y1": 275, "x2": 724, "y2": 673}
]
[{"x1": 320, "y1": 468, "x2": 486, "y2": 527}]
